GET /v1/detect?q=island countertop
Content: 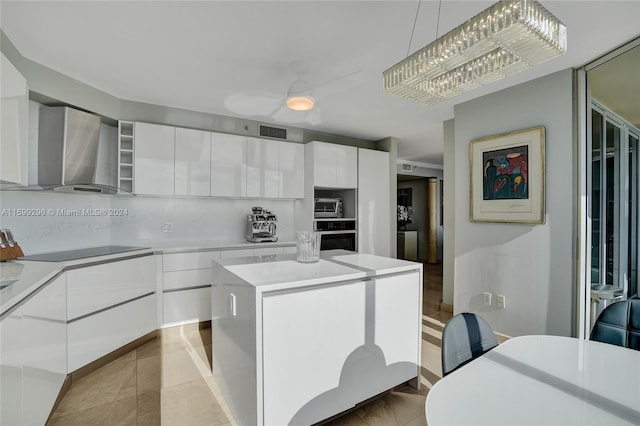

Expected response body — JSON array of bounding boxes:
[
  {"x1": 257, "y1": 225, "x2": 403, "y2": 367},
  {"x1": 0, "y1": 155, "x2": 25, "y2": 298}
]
[{"x1": 212, "y1": 250, "x2": 423, "y2": 292}]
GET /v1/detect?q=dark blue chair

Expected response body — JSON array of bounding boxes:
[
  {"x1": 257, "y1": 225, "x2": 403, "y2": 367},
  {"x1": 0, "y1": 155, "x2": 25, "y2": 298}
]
[
  {"x1": 590, "y1": 298, "x2": 640, "y2": 350},
  {"x1": 441, "y1": 312, "x2": 498, "y2": 376}
]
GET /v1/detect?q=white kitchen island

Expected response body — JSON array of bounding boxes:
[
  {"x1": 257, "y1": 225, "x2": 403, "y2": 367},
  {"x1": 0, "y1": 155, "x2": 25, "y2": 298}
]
[{"x1": 211, "y1": 250, "x2": 423, "y2": 426}]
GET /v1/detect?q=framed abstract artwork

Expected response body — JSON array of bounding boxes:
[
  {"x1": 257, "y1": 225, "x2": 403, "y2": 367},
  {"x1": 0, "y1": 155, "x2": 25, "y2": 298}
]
[{"x1": 469, "y1": 126, "x2": 545, "y2": 224}]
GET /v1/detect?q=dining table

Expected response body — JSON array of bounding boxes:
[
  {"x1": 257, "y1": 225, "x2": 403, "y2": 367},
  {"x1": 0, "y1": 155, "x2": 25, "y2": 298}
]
[{"x1": 425, "y1": 335, "x2": 640, "y2": 425}]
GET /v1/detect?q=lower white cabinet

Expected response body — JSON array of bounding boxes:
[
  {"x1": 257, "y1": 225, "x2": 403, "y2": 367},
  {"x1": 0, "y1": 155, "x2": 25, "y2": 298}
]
[
  {"x1": 161, "y1": 247, "x2": 293, "y2": 327},
  {"x1": 0, "y1": 273, "x2": 67, "y2": 426},
  {"x1": 262, "y1": 280, "x2": 367, "y2": 425},
  {"x1": 66, "y1": 255, "x2": 156, "y2": 372},
  {"x1": 68, "y1": 294, "x2": 156, "y2": 372}
]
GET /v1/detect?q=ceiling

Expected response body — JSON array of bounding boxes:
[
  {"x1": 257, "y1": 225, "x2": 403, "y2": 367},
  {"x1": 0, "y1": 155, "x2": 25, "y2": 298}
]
[{"x1": 2, "y1": 1, "x2": 639, "y2": 165}]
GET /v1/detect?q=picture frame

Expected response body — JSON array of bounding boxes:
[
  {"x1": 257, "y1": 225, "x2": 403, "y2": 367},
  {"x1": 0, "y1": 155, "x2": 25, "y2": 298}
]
[{"x1": 469, "y1": 126, "x2": 545, "y2": 224}]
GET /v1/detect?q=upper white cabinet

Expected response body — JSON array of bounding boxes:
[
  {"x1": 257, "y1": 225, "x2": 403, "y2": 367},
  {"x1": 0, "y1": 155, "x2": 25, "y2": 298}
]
[
  {"x1": 132, "y1": 122, "x2": 303, "y2": 199},
  {"x1": 211, "y1": 133, "x2": 247, "y2": 197},
  {"x1": 358, "y1": 148, "x2": 390, "y2": 256},
  {"x1": 311, "y1": 141, "x2": 357, "y2": 188},
  {"x1": 0, "y1": 53, "x2": 28, "y2": 186},
  {"x1": 175, "y1": 127, "x2": 211, "y2": 196},
  {"x1": 279, "y1": 141, "x2": 304, "y2": 198},
  {"x1": 247, "y1": 137, "x2": 279, "y2": 198},
  {"x1": 134, "y1": 122, "x2": 175, "y2": 195}
]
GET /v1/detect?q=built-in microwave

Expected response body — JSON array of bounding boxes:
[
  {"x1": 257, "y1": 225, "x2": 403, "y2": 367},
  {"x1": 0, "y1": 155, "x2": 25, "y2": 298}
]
[
  {"x1": 314, "y1": 198, "x2": 343, "y2": 218},
  {"x1": 314, "y1": 219, "x2": 356, "y2": 251}
]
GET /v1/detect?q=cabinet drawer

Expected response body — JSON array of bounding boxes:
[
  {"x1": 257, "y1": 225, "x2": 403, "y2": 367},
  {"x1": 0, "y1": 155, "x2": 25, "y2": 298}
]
[
  {"x1": 163, "y1": 250, "x2": 221, "y2": 272},
  {"x1": 163, "y1": 288, "x2": 211, "y2": 327},
  {"x1": 220, "y1": 249, "x2": 254, "y2": 258},
  {"x1": 68, "y1": 294, "x2": 156, "y2": 372},
  {"x1": 163, "y1": 269, "x2": 213, "y2": 290},
  {"x1": 66, "y1": 255, "x2": 156, "y2": 321}
]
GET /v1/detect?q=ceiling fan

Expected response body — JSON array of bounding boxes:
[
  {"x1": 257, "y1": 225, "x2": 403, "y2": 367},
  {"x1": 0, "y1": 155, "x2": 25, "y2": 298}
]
[{"x1": 224, "y1": 61, "x2": 361, "y2": 126}]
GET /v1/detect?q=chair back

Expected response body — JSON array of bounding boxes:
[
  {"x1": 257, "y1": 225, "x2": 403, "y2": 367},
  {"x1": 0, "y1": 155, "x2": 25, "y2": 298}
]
[
  {"x1": 441, "y1": 312, "x2": 498, "y2": 376},
  {"x1": 590, "y1": 298, "x2": 640, "y2": 350}
]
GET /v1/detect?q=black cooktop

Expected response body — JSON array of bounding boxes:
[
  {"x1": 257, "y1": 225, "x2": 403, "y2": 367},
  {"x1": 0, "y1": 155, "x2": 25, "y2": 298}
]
[{"x1": 20, "y1": 245, "x2": 149, "y2": 262}]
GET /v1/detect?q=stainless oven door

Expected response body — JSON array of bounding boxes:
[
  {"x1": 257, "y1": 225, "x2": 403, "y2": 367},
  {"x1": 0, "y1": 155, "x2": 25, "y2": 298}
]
[{"x1": 318, "y1": 231, "x2": 356, "y2": 251}]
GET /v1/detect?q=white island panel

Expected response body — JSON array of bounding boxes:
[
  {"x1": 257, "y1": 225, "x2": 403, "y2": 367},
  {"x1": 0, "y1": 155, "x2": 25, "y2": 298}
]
[
  {"x1": 262, "y1": 281, "x2": 366, "y2": 426},
  {"x1": 211, "y1": 252, "x2": 422, "y2": 426}
]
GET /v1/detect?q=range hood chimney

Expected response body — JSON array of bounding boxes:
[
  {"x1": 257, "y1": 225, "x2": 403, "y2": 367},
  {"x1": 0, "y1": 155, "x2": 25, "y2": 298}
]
[{"x1": 38, "y1": 106, "x2": 122, "y2": 194}]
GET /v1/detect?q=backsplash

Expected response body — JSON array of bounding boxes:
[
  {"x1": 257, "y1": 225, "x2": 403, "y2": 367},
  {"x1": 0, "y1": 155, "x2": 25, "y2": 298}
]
[{"x1": 0, "y1": 190, "x2": 295, "y2": 255}]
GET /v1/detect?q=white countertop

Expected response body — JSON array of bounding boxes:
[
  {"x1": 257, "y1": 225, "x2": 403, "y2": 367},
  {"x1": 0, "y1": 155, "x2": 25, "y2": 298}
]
[
  {"x1": 1, "y1": 247, "x2": 153, "y2": 315},
  {"x1": 215, "y1": 250, "x2": 422, "y2": 292},
  {"x1": 0, "y1": 240, "x2": 297, "y2": 316}
]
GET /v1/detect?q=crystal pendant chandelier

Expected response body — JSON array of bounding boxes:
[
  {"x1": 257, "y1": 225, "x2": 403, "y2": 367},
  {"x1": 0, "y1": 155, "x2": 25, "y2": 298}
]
[{"x1": 383, "y1": 0, "x2": 567, "y2": 105}]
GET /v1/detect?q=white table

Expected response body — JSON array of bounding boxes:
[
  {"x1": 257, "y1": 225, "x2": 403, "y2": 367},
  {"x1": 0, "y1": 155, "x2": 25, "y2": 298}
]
[{"x1": 426, "y1": 335, "x2": 640, "y2": 425}]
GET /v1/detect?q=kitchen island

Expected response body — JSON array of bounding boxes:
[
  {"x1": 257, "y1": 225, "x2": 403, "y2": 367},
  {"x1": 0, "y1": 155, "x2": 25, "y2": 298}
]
[{"x1": 211, "y1": 251, "x2": 423, "y2": 426}]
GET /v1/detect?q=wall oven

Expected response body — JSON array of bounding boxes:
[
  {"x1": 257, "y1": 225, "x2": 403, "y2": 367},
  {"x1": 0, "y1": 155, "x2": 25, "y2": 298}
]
[{"x1": 314, "y1": 219, "x2": 356, "y2": 251}]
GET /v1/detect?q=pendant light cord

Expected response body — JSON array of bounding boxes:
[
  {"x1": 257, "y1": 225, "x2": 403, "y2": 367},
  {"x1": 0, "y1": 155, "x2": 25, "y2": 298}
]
[
  {"x1": 435, "y1": 0, "x2": 442, "y2": 39},
  {"x1": 406, "y1": 0, "x2": 422, "y2": 57},
  {"x1": 405, "y1": 0, "x2": 442, "y2": 57}
]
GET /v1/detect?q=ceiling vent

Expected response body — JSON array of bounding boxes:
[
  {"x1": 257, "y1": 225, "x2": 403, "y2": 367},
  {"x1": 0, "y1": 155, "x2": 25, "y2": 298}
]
[
  {"x1": 259, "y1": 125, "x2": 287, "y2": 140},
  {"x1": 401, "y1": 163, "x2": 413, "y2": 173}
]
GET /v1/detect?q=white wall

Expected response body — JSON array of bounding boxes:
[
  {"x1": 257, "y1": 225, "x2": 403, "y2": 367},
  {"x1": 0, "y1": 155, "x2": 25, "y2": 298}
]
[
  {"x1": 453, "y1": 70, "x2": 575, "y2": 337},
  {"x1": 0, "y1": 190, "x2": 294, "y2": 254}
]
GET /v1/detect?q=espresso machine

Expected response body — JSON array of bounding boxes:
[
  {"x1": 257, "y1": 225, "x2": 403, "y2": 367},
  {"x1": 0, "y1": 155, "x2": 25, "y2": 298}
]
[{"x1": 246, "y1": 207, "x2": 278, "y2": 243}]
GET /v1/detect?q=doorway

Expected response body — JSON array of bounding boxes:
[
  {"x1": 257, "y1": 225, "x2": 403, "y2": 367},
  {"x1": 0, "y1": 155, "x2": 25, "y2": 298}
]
[{"x1": 581, "y1": 38, "x2": 640, "y2": 335}]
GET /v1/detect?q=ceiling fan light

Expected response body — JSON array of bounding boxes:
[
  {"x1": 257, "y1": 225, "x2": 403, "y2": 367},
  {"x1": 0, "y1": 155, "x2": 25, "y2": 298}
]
[{"x1": 286, "y1": 96, "x2": 315, "y2": 111}]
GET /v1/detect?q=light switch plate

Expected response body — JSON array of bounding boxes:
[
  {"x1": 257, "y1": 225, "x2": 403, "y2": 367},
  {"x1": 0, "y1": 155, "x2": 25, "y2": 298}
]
[
  {"x1": 483, "y1": 292, "x2": 492, "y2": 306},
  {"x1": 162, "y1": 222, "x2": 173, "y2": 233},
  {"x1": 497, "y1": 294, "x2": 506, "y2": 309}
]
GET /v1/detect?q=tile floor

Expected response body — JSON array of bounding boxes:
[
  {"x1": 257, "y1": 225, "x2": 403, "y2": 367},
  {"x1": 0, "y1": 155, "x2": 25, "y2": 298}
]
[{"x1": 48, "y1": 262, "x2": 450, "y2": 426}]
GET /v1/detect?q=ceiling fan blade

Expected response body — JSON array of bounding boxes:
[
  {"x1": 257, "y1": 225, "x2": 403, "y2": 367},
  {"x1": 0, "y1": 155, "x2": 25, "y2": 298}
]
[
  {"x1": 224, "y1": 92, "x2": 283, "y2": 117},
  {"x1": 312, "y1": 70, "x2": 364, "y2": 97}
]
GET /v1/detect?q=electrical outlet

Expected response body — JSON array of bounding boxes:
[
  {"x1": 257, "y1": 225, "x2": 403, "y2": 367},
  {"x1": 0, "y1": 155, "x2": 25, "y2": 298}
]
[
  {"x1": 483, "y1": 292, "x2": 492, "y2": 306},
  {"x1": 162, "y1": 222, "x2": 173, "y2": 233},
  {"x1": 497, "y1": 294, "x2": 506, "y2": 309}
]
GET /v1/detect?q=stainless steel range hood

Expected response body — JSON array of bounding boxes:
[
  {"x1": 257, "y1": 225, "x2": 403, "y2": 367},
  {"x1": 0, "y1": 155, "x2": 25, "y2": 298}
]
[{"x1": 38, "y1": 106, "x2": 124, "y2": 194}]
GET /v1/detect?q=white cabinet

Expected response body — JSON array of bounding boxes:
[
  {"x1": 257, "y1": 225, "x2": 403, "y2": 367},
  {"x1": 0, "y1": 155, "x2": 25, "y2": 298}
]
[
  {"x1": 175, "y1": 127, "x2": 211, "y2": 196},
  {"x1": 21, "y1": 274, "x2": 67, "y2": 425},
  {"x1": 162, "y1": 250, "x2": 221, "y2": 327},
  {"x1": 0, "y1": 273, "x2": 67, "y2": 426},
  {"x1": 312, "y1": 141, "x2": 357, "y2": 189},
  {"x1": 262, "y1": 281, "x2": 367, "y2": 425},
  {"x1": 117, "y1": 121, "x2": 134, "y2": 193},
  {"x1": 358, "y1": 148, "x2": 391, "y2": 256},
  {"x1": 211, "y1": 133, "x2": 247, "y2": 197},
  {"x1": 134, "y1": 122, "x2": 175, "y2": 195},
  {"x1": 66, "y1": 255, "x2": 156, "y2": 371},
  {"x1": 68, "y1": 294, "x2": 155, "y2": 372},
  {"x1": 247, "y1": 137, "x2": 279, "y2": 198},
  {"x1": 0, "y1": 53, "x2": 28, "y2": 186},
  {"x1": 1, "y1": 302, "x2": 24, "y2": 425},
  {"x1": 279, "y1": 141, "x2": 304, "y2": 198}
]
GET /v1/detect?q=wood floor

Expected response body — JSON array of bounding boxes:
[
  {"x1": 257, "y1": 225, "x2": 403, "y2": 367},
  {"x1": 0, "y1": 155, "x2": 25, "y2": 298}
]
[{"x1": 47, "y1": 262, "x2": 450, "y2": 426}]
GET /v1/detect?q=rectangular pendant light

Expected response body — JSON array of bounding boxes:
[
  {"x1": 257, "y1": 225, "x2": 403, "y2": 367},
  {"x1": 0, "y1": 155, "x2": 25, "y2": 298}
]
[{"x1": 383, "y1": 0, "x2": 567, "y2": 105}]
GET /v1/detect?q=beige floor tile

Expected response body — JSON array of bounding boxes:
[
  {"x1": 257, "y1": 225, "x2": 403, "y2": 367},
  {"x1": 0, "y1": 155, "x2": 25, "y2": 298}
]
[
  {"x1": 96, "y1": 396, "x2": 137, "y2": 426},
  {"x1": 52, "y1": 351, "x2": 137, "y2": 417},
  {"x1": 160, "y1": 378, "x2": 231, "y2": 426},
  {"x1": 47, "y1": 401, "x2": 110, "y2": 426},
  {"x1": 137, "y1": 345, "x2": 212, "y2": 394},
  {"x1": 138, "y1": 391, "x2": 161, "y2": 418},
  {"x1": 325, "y1": 411, "x2": 370, "y2": 425},
  {"x1": 403, "y1": 411, "x2": 428, "y2": 426},
  {"x1": 382, "y1": 387, "x2": 428, "y2": 425},
  {"x1": 353, "y1": 398, "x2": 399, "y2": 426}
]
